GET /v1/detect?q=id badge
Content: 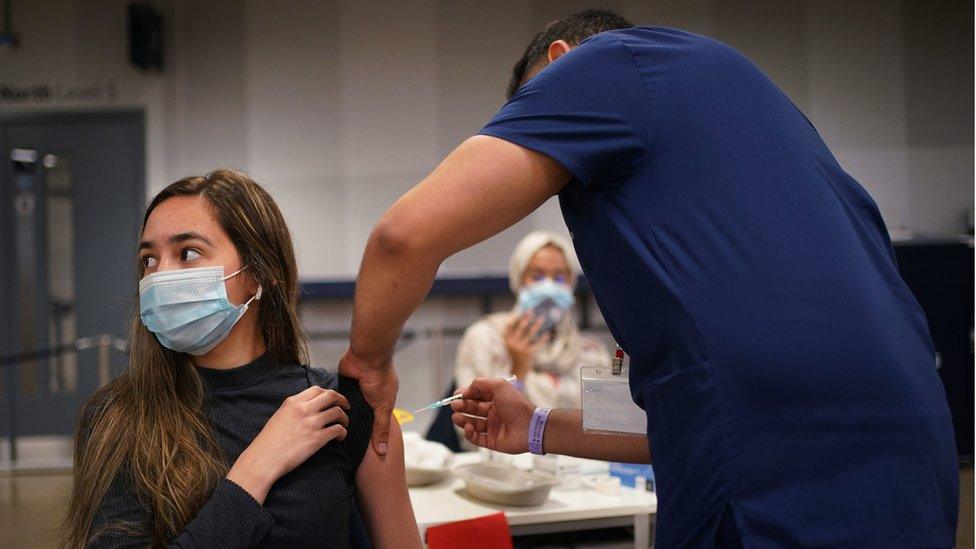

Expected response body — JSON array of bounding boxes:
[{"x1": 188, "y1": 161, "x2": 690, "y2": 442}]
[{"x1": 580, "y1": 365, "x2": 647, "y2": 436}]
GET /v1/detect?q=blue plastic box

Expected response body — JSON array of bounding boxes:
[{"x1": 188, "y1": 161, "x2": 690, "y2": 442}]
[{"x1": 609, "y1": 462, "x2": 655, "y2": 491}]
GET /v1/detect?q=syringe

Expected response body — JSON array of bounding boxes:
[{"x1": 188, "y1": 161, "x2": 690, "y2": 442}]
[{"x1": 413, "y1": 374, "x2": 518, "y2": 413}]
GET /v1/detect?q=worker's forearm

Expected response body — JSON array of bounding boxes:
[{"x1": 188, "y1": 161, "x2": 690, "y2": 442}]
[
  {"x1": 348, "y1": 230, "x2": 441, "y2": 366},
  {"x1": 543, "y1": 409, "x2": 651, "y2": 464}
]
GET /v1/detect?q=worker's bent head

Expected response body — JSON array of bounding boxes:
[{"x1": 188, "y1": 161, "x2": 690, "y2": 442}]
[{"x1": 507, "y1": 8, "x2": 634, "y2": 100}]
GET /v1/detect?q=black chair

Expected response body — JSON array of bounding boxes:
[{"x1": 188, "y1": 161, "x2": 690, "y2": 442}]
[{"x1": 424, "y1": 381, "x2": 463, "y2": 453}]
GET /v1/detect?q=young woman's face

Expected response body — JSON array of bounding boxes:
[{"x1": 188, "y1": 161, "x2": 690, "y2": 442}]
[
  {"x1": 521, "y1": 244, "x2": 572, "y2": 287},
  {"x1": 139, "y1": 195, "x2": 258, "y2": 306}
]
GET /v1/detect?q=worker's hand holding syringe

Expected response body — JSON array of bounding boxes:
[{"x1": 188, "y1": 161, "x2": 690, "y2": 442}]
[
  {"x1": 414, "y1": 374, "x2": 517, "y2": 414},
  {"x1": 450, "y1": 377, "x2": 652, "y2": 464},
  {"x1": 449, "y1": 376, "x2": 536, "y2": 454}
]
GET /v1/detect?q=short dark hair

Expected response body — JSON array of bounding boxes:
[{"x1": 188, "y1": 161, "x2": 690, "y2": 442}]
[{"x1": 507, "y1": 8, "x2": 634, "y2": 99}]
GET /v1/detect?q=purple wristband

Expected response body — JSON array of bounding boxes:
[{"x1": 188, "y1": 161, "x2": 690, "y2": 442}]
[{"x1": 528, "y1": 407, "x2": 552, "y2": 455}]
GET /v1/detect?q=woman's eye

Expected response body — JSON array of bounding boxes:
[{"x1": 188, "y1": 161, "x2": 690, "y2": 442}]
[
  {"x1": 180, "y1": 248, "x2": 201, "y2": 262},
  {"x1": 141, "y1": 256, "x2": 157, "y2": 269},
  {"x1": 531, "y1": 273, "x2": 545, "y2": 281},
  {"x1": 554, "y1": 275, "x2": 568, "y2": 284}
]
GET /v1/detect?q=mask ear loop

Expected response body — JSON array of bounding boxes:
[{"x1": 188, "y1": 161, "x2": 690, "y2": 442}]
[
  {"x1": 245, "y1": 285, "x2": 263, "y2": 305},
  {"x1": 224, "y1": 266, "x2": 262, "y2": 306},
  {"x1": 223, "y1": 265, "x2": 248, "y2": 280}
]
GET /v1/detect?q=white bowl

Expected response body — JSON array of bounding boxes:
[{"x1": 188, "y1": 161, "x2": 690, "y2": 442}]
[
  {"x1": 403, "y1": 433, "x2": 454, "y2": 486},
  {"x1": 452, "y1": 462, "x2": 559, "y2": 506},
  {"x1": 406, "y1": 467, "x2": 452, "y2": 487}
]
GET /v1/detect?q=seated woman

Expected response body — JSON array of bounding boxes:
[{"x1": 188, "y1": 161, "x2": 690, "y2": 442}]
[
  {"x1": 455, "y1": 231, "x2": 610, "y2": 411},
  {"x1": 60, "y1": 170, "x2": 420, "y2": 548}
]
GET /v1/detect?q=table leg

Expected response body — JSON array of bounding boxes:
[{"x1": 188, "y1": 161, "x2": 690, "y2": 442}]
[{"x1": 634, "y1": 513, "x2": 651, "y2": 549}]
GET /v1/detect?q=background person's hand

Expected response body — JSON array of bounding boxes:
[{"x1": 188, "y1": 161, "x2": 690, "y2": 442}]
[
  {"x1": 504, "y1": 313, "x2": 548, "y2": 379},
  {"x1": 228, "y1": 385, "x2": 350, "y2": 503},
  {"x1": 449, "y1": 377, "x2": 536, "y2": 454},
  {"x1": 339, "y1": 349, "x2": 398, "y2": 456}
]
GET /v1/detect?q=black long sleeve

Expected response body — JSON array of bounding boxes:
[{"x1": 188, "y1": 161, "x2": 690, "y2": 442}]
[
  {"x1": 82, "y1": 356, "x2": 373, "y2": 548},
  {"x1": 90, "y1": 475, "x2": 273, "y2": 548}
]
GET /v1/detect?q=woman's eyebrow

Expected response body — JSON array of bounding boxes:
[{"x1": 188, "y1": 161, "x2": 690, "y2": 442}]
[
  {"x1": 138, "y1": 232, "x2": 214, "y2": 251},
  {"x1": 169, "y1": 232, "x2": 214, "y2": 246}
]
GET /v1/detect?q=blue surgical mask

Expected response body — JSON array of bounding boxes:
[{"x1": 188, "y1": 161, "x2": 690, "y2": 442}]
[
  {"x1": 517, "y1": 278, "x2": 575, "y2": 334},
  {"x1": 139, "y1": 265, "x2": 262, "y2": 355},
  {"x1": 518, "y1": 278, "x2": 575, "y2": 312},
  {"x1": 518, "y1": 278, "x2": 575, "y2": 334}
]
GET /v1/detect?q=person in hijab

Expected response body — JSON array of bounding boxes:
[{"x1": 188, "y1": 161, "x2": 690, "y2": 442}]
[{"x1": 454, "y1": 231, "x2": 610, "y2": 410}]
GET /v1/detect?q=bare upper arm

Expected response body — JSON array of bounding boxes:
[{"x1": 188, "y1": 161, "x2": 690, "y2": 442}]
[
  {"x1": 354, "y1": 417, "x2": 421, "y2": 548},
  {"x1": 374, "y1": 135, "x2": 571, "y2": 262}
]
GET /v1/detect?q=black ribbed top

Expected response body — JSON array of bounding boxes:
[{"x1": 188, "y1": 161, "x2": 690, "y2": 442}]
[{"x1": 87, "y1": 354, "x2": 373, "y2": 548}]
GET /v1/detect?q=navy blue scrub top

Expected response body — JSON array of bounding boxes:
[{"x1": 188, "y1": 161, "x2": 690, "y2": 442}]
[{"x1": 481, "y1": 28, "x2": 958, "y2": 548}]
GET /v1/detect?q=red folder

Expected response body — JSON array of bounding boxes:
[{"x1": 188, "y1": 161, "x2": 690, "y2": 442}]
[{"x1": 425, "y1": 512, "x2": 513, "y2": 549}]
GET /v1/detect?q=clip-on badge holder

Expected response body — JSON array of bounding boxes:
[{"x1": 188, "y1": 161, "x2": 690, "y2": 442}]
[{"x1": 580, "y1": 347, "x2": 647, "y2": 437}]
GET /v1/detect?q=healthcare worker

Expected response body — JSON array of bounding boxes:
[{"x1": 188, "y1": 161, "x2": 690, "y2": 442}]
[{"x1": 339, "y1": 9, "x2": 958, "y2": 547}]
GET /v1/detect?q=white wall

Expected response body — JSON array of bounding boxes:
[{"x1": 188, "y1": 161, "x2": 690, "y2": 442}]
[
  {"x1": 2, "y1": 0, "x2": 971, "y2": 433},
  {"x1": 2, "y1": 0, "x2": 971, "y2": 281}
]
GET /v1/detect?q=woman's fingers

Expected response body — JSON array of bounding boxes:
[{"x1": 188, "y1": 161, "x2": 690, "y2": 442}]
[
  {"x1": 531, "y1": 316, "x2": 545, "y2": 335},
  {"x1": 518, "y1": 314, "x2": 536, "y2": 340},
  {"x1": 291, "y1": 384, "x2": 326, "y2": 402},
  {"x1": 315, "y1": 405, "x2": 350, "y2": 429},
  {"x1": 530, "y1": 329, "x2": 551, "y2": 351},
  {"x1": 321, "y1": 423, "x2": 348, "y2": 443},
  {"x1": 306, "y1": 388, "x2": 351, "y2": 412},
  {"x1": 505, "y1": 314, "x2": 523, "y2": 337},
  {"x1": 510, "y1": 313, "x2": 531, "y2": 340}
]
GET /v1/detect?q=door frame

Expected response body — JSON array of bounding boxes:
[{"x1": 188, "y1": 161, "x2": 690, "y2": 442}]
[{"x1": 0, "y1": 110, "x2": 145, "y2": 450}]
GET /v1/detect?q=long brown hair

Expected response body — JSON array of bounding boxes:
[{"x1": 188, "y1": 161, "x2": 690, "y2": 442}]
[{"x1": 60, "y1": 170, "x2": 308, "y2": 547}]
